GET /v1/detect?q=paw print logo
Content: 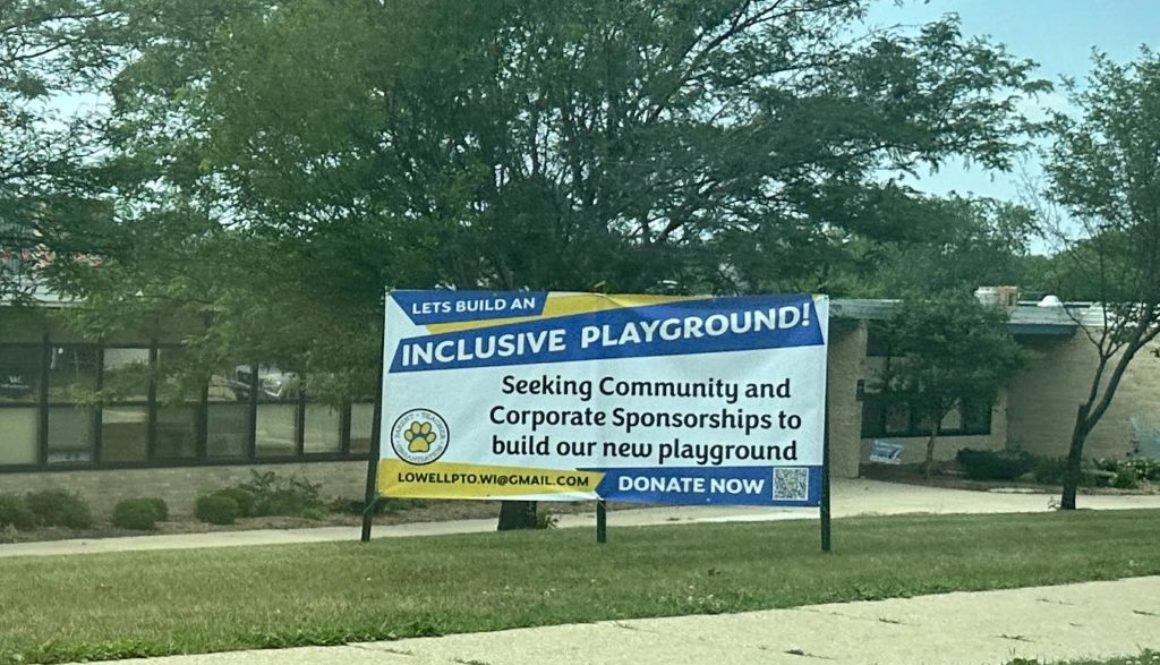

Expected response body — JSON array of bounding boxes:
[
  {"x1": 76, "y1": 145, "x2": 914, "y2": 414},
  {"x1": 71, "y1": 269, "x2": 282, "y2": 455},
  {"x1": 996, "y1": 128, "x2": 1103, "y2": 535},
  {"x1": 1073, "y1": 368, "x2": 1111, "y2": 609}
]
[
  {"x1": 391, "y1": 409, "x2": 449, "y2": 465},
  {"x1": 404, "y1": 421, "x2": 437, "y2": 453}
]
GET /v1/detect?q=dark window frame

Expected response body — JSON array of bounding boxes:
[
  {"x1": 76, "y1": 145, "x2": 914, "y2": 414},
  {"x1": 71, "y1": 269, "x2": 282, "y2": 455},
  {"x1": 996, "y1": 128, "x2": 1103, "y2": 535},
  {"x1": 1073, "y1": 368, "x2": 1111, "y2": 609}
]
[
  {"x1": 860, "y1": 391, "x2": 993, "y2": 439},
  {"x1": 0, "y1": 338, "x2": 370, "y2": 472}
]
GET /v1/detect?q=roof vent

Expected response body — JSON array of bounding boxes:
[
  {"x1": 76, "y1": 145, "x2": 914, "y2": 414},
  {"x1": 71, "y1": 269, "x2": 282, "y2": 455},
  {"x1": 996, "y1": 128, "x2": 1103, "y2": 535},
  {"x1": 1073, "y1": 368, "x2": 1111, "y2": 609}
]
[
  {"x1": 975, "y1": 286, "x2": 1020, "y2": 307},
  {"x1": 1037, "y1": 295, "x2": 1063, "y2": 308}
]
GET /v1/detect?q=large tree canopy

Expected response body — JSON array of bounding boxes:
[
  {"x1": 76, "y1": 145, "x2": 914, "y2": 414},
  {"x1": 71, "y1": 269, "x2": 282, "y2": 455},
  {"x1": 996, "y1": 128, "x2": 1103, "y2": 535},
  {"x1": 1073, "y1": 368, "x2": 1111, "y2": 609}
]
[{"x1": 45, "y1": 0, "x2": 1049, "y2": 394}]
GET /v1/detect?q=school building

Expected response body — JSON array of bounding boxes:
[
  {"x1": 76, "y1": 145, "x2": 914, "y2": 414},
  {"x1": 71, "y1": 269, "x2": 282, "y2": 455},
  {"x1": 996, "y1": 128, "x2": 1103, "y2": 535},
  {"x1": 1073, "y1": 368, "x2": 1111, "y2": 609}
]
[{"x1": 1, "y1": 293, "x2": 1157, "y2": 515}]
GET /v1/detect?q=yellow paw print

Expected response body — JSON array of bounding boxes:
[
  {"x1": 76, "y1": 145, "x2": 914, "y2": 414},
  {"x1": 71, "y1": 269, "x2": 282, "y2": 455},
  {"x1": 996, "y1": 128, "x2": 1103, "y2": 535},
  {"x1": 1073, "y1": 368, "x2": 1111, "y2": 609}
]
[{"x1": 404, "y1": 421, "x2": 437, "y2": 453}]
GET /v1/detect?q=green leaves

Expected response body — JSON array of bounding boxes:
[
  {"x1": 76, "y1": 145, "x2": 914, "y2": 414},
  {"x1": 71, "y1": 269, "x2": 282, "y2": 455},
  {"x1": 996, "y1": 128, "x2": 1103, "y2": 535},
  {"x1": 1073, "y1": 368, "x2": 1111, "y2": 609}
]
[
  {"x1": 1045, "y1": 48, "x2": 1160, "y2": 308},
  {"x1": 29, "y1": 0, "x2": 1052, "y2": 400},
  {"x1": 880, "y1": 293, "x2": 1023, "y2": 429}
]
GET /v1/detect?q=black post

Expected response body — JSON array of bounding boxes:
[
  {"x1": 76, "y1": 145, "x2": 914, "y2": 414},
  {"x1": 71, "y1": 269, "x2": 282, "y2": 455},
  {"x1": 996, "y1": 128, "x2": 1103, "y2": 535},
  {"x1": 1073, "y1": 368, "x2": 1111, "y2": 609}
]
[
  {"x1": 361, "y1": 317, "x2": 387, "y2": 543},
  {"x1": 596, "y1": 500, "x2": 607, "y2": 544},
  {"x1": 820, "y1": 384, "x2": 832, "y2": 553}
]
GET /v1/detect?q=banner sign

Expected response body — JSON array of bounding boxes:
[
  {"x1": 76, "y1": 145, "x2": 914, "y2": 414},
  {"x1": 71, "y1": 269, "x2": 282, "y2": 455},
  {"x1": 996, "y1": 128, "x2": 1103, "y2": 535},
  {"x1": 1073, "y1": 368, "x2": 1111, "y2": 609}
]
[{"x1": 378, "y1": 292, "x2": 828, "y2": 506}]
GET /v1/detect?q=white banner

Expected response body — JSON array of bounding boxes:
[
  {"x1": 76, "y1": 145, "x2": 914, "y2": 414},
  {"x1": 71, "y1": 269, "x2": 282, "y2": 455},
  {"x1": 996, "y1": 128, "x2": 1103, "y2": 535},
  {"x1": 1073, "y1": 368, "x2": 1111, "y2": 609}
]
[{"x1": 378, "y1": 292, "x2": 828, "y2": 506}]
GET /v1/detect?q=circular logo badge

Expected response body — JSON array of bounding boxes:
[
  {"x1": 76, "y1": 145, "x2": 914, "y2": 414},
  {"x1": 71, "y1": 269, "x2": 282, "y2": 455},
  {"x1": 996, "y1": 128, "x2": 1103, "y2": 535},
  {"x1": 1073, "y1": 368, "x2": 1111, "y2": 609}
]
[{"x1": 390, "y1": 408, "x2": 450, "y2": 465}]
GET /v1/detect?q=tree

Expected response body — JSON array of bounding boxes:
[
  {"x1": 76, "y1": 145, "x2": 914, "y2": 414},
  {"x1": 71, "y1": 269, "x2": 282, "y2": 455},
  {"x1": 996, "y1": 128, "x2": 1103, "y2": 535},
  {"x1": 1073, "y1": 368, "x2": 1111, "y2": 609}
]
[
  {"x1": 51, "y1": 0, "x2": 1048, "y2": 528},
  {"x1": 880, "y1": 293, "x2": 1022, "y2": 477},
  {"x1": 841, "y1": 195, "x2": 1041, "y2": 298},
  {"x1": 1041, "y1": 49, "x2": 1160, "y2": 510},
  {"x1": 0, "y1": 0, "x2": 119, "y2": 300}
]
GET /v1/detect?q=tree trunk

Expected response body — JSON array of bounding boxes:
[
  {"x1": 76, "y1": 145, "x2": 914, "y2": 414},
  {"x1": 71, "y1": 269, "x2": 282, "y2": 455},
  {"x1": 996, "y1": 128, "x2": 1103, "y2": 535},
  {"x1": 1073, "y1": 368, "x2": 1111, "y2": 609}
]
[
  {"x1": 1061, "y1": 403, "x2": 1091, "y2": 510},
  {"x1": 497, "y1": 500, "x2": 538, "y2": 530},
  {"x1": 923, "y1": 421, "x2": 940, "y2": 478}
]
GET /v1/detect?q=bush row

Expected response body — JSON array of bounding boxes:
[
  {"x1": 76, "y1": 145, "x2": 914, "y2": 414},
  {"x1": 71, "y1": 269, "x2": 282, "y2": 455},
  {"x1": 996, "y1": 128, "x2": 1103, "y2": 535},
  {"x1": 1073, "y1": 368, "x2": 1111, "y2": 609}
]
[
  {"x1": 955, "y1": 448, "x2": 1160, "y2": 487},
  {"x1": 193, "y1": 471, "x2": 432, "y2": 525},
  {"x1": 2, "y1": 472, "x2": 430, "y2": 532},
  {"x1": 0, "y1": 490, "x2": 94, "y2": 531},
  {"x1": 0, "y1": 491, "x2": 171, "y2": 532}
]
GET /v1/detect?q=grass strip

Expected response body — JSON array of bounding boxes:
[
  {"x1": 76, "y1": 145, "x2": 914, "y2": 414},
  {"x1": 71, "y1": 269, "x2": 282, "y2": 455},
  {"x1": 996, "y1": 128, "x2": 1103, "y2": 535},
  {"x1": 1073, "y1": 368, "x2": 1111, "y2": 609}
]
[
  {"x1": 1, "y1": 509, "x2": 1159, "y2": 664},
  {"x1": 1009, "y1": 651, "x2": 1160, "y2": 665}
]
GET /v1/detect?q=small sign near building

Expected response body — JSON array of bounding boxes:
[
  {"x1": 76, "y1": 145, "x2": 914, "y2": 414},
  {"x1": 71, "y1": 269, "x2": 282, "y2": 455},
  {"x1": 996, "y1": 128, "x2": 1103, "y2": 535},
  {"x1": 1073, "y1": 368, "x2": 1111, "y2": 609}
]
[
  {"x1": 374, "y1": 291, "x2": 829, "y2": 507},
  {"x1": 869, "y1": 440, "x2": 905, "y2": 465}
]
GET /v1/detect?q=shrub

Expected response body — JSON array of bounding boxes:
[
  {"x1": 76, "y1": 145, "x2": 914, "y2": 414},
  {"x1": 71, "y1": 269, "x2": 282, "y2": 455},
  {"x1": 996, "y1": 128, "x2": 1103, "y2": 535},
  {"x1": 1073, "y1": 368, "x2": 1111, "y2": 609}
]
[
  {"x1": 24, "y1": 490, "x2": 93, "y2": 529},
  {"x1": 145, "y1": 497, "x2": 169, "y2": 522},
  {"x1": 956, "y1": 449, "x2": 1031, "y2": 481},
  {"x1": 1127, "y1": 458, "x2": 1160, "y2": 482},
  {"x1": 1089, "y1": 458, "x2": 1159, "y2": 487},
  {"x1": 1031, "y1": 456, "x2": 1069, "y2": 485},
  {"x1": 0, "y1": 494, "x2": 35, "y2": 531},
  {"x1": 195, "y1": 495, "x2": 239, "y2": 525},
  {"x1": 237, "y1": 470, "x2": 325, "y2": 517},
  {"x1": 212, "y1": 488, "x2": 255, "y2": 518},
  {"x1": 1113, "y1": 467, "x2": 1140, "y2": 489},
  {"x1": 112, "y1": 499, "x2": 162, "y2": 531},
  {"x1": 300, "y1": 507, "x2": 326, "y2": 521}
]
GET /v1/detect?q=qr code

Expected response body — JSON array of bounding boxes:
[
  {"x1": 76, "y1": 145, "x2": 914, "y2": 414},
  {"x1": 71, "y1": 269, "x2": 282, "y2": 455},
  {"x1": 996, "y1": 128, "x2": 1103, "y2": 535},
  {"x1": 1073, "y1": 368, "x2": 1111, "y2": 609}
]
[{"x1": 772, "y1": 467, "x2": 810, "y2": 501}]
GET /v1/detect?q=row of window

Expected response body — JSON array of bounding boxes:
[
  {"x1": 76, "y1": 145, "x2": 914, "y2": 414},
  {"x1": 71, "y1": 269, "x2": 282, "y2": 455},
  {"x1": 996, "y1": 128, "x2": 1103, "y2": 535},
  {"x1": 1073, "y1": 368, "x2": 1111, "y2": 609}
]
[
  {"x1": 861, "y1": 394, "x2": 992, "y2": 438},
  {"x1": 0, "y1": 342, "x2": 373, "y2": 469}
]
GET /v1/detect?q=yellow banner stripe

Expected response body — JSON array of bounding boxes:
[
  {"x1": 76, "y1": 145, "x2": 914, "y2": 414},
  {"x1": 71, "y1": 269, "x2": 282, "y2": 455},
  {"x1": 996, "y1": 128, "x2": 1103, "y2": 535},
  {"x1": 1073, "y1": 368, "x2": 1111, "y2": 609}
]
[
  {"x1": 424, "y1": 293, "x2": 703, "y2": 334},
  {"x1": 379, "y1": 460, "x2": 603, "y2": 500}
]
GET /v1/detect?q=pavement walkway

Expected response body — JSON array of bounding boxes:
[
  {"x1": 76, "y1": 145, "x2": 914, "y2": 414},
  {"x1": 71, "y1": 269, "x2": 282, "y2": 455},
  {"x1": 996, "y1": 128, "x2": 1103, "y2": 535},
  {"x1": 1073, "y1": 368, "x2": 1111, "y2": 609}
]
[
  {"x1": 87, "y1": 576, "x2": 1160, "y2": 665},
  {"x1": 5, "y1": 479, "x2": 1160, "y2": 558}
]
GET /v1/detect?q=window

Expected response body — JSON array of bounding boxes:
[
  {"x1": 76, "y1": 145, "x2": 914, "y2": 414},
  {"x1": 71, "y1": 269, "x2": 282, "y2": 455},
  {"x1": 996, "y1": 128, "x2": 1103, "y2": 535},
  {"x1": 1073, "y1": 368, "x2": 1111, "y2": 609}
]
[
  {"x1": 861, "y1": 393, "x2": 992, "y2": 438},
  {"x1": 155, "y1": 406, "x2": 198, "y2": 460},
  {"x1": 47, "y1": 406, "x2": 95, "y2": 463},
  {"x1": 255, "y1": 403, "x2": 298, "y2": 457},
  {"x1": 303, "y1": 404, "x2": 341, "y2": 454},
  {"x1": 207, "y1": 402, "x2": 250, "y2": 459},
  {"x1": 102, "y1": 348, "x2": 151, "y2": 402},
  {"x1": 101, "y1": 406, "x2": 148, "y2": 462},
  {"x1": 0, "y1": 408, "x2": 38, "y2": 464},
  {"x1": 253, "y1": 366, "x2": 299, "y2": 457},
  {"x1": 960, "y1": 398, "x2": 992, "y2": 435},
  {"x1": 884, "y1": 400, "x2": 912, "y2": 436},
  {"x1": 0, "y1": 339, "x2": 370, "y2": 469},
  {"x1": 156, "y1": 347, "x2": 201, "y2": 403},
  {"x1": 350, "y1": 403, "x2": 374, "y2": 454},
  {"x1": 0, "y1": 345, "x2": 42, "y2": 403},
  {"x1": 99, "y1": 347, "x2": 151, "y2": 463},
  {"x1": 47, "y1": 346, "x2": 98, "y2": 401}
]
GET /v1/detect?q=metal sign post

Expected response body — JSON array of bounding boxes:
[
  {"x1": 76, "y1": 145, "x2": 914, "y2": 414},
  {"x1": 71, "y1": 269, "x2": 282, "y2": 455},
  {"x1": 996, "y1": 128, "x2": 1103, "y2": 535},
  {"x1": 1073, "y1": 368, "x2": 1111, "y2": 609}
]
[
  {"x1": 361, "y1": 320, "x2": 387, "y2": 544},
  {"x1": 596, "y1": 500, "x2": 608, "y2": 544},
  {"x1": 820, "y1": 383, "x2": 832, "y2": 553}
]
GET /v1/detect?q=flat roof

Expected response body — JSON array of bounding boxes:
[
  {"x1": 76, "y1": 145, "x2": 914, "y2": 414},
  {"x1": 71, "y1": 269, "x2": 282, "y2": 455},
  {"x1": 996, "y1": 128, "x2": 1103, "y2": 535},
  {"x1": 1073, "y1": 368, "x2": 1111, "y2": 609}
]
[{"x1": 831, "y1": 298, "x2": 1080, "y2": 336}]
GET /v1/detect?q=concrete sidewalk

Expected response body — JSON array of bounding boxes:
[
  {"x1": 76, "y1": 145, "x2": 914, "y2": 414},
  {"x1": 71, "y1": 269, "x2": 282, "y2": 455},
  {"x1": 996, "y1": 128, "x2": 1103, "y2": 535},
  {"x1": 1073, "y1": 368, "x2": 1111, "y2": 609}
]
[
  {"x1": 88, "y1": 576, "x2": 1160, "y2": 665},
  {"x1": 4, "y1": 479, "x2": 1160, "y2": 558}
]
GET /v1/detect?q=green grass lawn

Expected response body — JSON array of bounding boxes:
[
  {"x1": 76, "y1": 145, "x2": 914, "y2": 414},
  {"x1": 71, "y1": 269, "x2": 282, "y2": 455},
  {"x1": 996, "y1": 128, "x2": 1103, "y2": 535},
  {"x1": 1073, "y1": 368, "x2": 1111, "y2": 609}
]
[
  {"x1": 2, "y1": 510, "x2": 1160, "y2": 664},
  {"x1": 1010, "y1": 652, "x2": 1160, "y2": 665}
]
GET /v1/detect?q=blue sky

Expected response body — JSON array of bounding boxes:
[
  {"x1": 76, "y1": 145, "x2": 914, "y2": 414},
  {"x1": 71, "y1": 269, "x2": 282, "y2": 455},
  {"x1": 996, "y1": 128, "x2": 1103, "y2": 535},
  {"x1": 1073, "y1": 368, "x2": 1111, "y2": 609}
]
[{"x1": 863, "y1": 0, "x2": 1160, "y2": 203}]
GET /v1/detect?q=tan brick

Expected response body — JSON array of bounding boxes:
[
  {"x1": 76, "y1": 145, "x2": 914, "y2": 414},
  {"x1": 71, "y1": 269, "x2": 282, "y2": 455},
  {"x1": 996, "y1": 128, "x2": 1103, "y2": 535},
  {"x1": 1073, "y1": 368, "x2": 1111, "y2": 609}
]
[{"x1": 1008, "y1": 335, "x2": 1160, "y2": 460}]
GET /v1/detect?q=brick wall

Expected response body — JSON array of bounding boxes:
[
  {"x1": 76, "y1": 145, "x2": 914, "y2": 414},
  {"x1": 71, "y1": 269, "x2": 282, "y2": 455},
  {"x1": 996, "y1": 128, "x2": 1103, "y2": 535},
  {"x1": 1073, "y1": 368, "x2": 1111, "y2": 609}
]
[
  {"x1": 827, "y1": 321, "x2": 866, "y2": 479},
  {"x1": 1008, "y1": 334, "x2": 1160, "y2": 460},
  {"x1": 0, "y1": 461, "x2": 369, "y2": 517}
]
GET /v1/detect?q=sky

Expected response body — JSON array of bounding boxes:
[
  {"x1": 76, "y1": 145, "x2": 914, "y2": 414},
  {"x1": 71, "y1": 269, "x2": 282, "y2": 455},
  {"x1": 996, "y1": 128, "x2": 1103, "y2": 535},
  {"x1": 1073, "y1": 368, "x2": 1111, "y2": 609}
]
[{"x1": 862, "y1": 0, "x2": 1160, "y2": 205}]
